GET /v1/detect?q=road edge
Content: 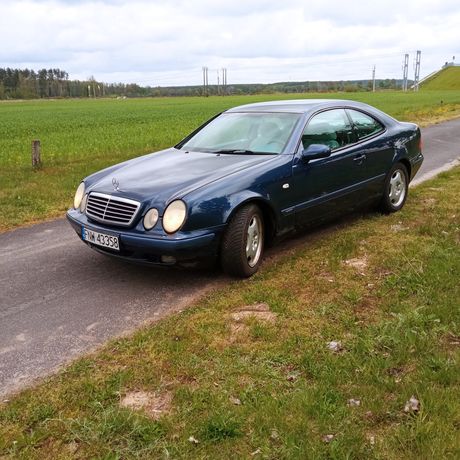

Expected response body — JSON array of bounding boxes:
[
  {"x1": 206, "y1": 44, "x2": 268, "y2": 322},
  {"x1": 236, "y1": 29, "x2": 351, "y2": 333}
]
[{"x1": 411, "y1": 158, "x2": 460, "y2": 187}]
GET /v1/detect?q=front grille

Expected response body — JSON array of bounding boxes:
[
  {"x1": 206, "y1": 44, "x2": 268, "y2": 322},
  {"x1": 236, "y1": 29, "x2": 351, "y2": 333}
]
[{"x1": 86, "y1": 192, "x2": 141, "y2": 227}]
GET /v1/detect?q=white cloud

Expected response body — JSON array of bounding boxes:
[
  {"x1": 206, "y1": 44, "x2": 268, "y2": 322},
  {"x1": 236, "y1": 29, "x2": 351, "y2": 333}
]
[{"x1": 0, "y1": 0, "x2": 458, "y2": 85}]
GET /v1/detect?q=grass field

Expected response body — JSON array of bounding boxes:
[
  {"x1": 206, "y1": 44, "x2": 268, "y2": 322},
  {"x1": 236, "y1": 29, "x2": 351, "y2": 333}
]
[
  {"x1": 421, "y1": 66, "x2": 460, "y2": 91},
  {"x1": 0, "y1": 167, "x2": 459, "y2": 459},
  {"x1": 1, "y1": 90, "x2": 460, "y2": 231}
]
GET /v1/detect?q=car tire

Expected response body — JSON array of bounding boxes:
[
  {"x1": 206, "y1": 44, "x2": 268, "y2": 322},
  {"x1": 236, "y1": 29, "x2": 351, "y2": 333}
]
[
  {"x1": 380, "y1": 162, "x2": 409, "y2": 213},
  {"x1": 221, "y1": 203, "x2": 264, "y2": 278}
]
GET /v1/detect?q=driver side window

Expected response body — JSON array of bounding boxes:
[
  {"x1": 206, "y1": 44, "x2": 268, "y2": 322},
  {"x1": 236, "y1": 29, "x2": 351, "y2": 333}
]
[{"x1": 302, "y1": 109, "x2": 355, "y2": 151}]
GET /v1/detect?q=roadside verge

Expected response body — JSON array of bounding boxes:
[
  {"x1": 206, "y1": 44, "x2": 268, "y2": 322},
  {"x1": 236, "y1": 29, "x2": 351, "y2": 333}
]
[{"x1": 1, "y1": 167, "x2": 459, "y2": 458}]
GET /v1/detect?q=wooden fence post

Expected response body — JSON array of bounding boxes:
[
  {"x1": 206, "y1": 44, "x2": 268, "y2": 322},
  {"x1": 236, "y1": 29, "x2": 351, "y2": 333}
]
[{"x1": 32, "y1": 140, "x2": 41, "y2": 168}]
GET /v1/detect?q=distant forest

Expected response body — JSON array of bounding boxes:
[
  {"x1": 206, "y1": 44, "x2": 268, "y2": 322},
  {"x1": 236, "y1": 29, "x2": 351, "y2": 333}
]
[
  {"x1": 0, "y1": 67, "x2": 406, "y2": 100},
  {"x1": 0, "y1": 68, "x2": 147, "y2": 99}
]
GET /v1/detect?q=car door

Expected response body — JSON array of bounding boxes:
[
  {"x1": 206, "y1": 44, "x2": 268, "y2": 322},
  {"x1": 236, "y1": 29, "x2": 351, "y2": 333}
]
[
  {"x1": 288, "y1": 108, "x2": 367, "y2": 227},
  {"x1": 345, "y1": 109, "x2": 394, "y2": 197}
]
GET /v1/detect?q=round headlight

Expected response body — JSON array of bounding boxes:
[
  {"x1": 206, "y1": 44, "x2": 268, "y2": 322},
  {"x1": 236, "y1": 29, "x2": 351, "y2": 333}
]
[
  {"x1": 80, "y1": 193, "x2": 88, "y2": 213},
  {"x1": 73, "y1": 182, "x2": 85, "y2": 209},
  {"x1": 163, "y1": 200, "x2": 187, "y2": 234},
  {"x1": 143, "y1": 208, "x2": 159, "y2": 230}
]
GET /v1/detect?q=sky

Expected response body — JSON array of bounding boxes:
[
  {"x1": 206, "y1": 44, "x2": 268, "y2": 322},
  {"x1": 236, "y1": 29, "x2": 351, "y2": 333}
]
[{"x1": 0, "y1": 0, "x2": 459, "y2": 86}]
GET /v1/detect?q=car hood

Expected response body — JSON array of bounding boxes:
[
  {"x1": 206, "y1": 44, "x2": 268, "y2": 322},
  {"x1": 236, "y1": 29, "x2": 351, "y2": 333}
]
[{"x1": 88, "y1": 148, "x2": 277, "y2": 210}]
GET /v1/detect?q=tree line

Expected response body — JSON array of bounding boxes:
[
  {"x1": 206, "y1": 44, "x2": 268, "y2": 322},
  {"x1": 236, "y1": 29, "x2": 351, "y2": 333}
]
[
  {"x1": 0, "y1": 68, "x2": 148, "y2": 99},
  {"x1": 155, "y1": 78, "x2": 405, "y2": 97},
  {"x1": 0, "y1": 67, "x2": 406, "y2": 100}
]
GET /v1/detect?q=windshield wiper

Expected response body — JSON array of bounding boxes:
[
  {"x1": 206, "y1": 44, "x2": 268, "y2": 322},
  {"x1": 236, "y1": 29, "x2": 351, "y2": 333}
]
[{"x1": 211, "y1": 149, "x2": 268, "y2": 155}]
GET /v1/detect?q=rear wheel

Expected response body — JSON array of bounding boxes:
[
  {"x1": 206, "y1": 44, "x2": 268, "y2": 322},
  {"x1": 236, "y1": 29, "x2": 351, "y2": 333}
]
[
  {"x1": 221, "y1": 204, "x2": 264, "y2": 277},
  {"x1": 380, "y1": 163, "x2": 409, "y2": 213}
]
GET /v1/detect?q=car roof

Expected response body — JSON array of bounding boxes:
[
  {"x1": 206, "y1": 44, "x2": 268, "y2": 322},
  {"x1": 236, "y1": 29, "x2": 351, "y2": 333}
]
[
  {"x1": 225, "y1": 98, "x2": 398, "y2": 126},
  {"x1": 226, "y1": 99, "x2": 378, "y2": 114}
]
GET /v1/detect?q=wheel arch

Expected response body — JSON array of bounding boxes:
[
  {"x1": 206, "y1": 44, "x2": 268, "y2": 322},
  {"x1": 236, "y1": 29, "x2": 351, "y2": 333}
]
[
  {"x1": 393, "y1": 141, "x2": 412, "y2": 180},
  {"x1": 224, "y1": 195, "x2": 278, "y2": 246},
  {"x1": 397, "y1": 158, "x2": 411, "y2": 179}
]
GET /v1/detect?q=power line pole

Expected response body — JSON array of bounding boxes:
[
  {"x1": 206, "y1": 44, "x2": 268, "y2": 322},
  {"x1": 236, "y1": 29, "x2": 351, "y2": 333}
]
[
  {"x1": 402, "y1": 53, "x2": 409, "y2": 91},
  {"x1": 413, "y1": 50, "x2": 421, "y2": 91},
  {"x1": 372, "y1": 65, "x2": 376, "y2": 92},
  {"x1": 202, "y1": 66, "x2": 209, "y2": 96},
  {"x1": 202, "y1": 66, "x2": 206, "y2": 96},
  {"x1": 221, "y1": 68, "x2": 226, "y2": 95},
  {"x1": 221, "y1": 69, "x2": 225, "y2": 96},
  {"x1": 217, "y1": 69, "x2": 220, "y2": 95}
]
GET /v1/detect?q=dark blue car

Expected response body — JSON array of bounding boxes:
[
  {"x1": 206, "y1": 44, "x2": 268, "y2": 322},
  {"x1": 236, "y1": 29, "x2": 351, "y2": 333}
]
[{"x1": 67, "y1": 99, "x2": 423, "y2": 277}]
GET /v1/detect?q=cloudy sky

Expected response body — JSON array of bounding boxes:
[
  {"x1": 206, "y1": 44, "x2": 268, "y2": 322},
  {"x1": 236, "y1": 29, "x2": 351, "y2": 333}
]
[{"x1": 1, "y1": 0, "x2": 459, "y2": 86}]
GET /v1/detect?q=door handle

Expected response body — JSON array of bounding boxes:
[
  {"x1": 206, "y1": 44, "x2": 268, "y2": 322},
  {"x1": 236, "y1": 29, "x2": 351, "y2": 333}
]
[{"x1": 353, "y1": 154, "x2": 367, "y2": 163}]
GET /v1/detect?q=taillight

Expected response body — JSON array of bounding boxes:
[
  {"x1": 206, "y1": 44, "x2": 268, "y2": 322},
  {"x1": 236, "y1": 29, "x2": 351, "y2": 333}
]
[{"x1": 418, "y1": 136, "x2": 423, "y2": 152}]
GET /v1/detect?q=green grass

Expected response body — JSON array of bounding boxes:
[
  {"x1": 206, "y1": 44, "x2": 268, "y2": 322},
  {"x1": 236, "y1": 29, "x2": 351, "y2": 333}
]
[
  {"x1": 1, "y1": 167, "x2": 459, "y2": 459},
  {"x1": 1, "y1": 90, "x2": 460, "y2": 231},
  {"x1": 421, "y1": 66, "x2": 460, "y2": 90}
]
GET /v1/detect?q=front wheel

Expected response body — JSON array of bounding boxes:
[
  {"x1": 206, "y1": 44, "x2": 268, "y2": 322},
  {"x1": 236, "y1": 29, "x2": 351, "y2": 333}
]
[
  {"x1": 221, "y1": 204, "x2": 264, "y2": 277},
  {"x1": 380, "y1": 163, "x2": 409, "y2": 213}
]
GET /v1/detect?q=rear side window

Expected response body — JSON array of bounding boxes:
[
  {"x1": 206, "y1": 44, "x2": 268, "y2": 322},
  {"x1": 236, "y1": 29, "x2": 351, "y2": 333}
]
[
  {"x1": 302, "y1": 109, "x2": 355, "y2": 151},
  {"x1": 347, "y1": 109, "x2": 384, "y2": 140}
]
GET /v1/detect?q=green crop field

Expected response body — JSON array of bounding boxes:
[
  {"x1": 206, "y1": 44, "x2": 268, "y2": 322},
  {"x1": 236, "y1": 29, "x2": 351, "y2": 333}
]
[
  {"x1": 1, "y1": 90, "x2": 460, "y2": 231},
  {"x1": 421, "y1": 66, "x2": 460, "y2": 90}
]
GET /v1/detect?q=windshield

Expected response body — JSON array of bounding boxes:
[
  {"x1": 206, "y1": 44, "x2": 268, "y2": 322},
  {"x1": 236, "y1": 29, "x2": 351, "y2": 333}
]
[{"x1": 179, "y1": 112, "x2": 301, "y2": 154}]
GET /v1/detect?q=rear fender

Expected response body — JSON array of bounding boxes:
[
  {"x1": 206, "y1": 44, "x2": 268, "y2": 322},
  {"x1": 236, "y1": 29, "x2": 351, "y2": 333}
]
[{"x1": 392, "y1": 125, "x2": 422, "y2": 180}]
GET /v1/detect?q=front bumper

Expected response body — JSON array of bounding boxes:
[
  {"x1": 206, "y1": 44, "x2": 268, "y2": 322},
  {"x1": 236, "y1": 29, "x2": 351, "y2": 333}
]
[{"x1": 66, "y1": 209, "x2": 224, "y2": 266}]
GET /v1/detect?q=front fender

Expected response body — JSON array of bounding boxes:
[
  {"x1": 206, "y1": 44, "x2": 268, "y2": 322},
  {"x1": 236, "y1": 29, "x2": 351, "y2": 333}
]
[
  {"x1": 223, "y1": 190, "x2": 276, "y2": 224},
  {"x1": 182, "y1": 188, "x2": 276, "y2": 232}
]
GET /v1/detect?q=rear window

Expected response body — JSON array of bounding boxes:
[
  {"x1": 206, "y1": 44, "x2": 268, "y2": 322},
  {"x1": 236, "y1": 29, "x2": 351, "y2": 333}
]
[{"x1": 347, "y1": 109, "x2": 384, "y2": 140}]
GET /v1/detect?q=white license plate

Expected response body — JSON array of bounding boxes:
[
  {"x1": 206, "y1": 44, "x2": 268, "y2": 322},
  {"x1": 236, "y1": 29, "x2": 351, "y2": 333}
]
[{"x1": 82, "y1": 227, "x2": 120, "y2": 251}]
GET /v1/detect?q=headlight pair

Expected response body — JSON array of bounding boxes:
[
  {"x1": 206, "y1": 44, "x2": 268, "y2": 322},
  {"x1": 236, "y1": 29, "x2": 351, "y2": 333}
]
[{"x1": 144, "y1": 200, "x2": 186, "y2": 233}]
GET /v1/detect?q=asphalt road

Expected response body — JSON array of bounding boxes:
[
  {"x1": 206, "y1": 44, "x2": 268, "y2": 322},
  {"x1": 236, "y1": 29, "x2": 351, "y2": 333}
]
[
  {"x1": 1, "y1": 118, "x2": 459, "y2": 398},
  {"x1": 411, "y1": 117, "x2": 460, "y2": 185}
]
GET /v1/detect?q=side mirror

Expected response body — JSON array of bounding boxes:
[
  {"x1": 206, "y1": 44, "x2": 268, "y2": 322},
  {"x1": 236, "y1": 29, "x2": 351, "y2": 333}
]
[{"x1": 301, "y1": 144, "x2": 332, "y2": 162}]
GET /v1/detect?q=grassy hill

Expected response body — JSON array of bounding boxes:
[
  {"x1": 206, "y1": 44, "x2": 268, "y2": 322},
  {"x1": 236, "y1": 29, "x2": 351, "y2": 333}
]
[{"x1": 421, "y1": 66, "x2": 460, "y2": 90}]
